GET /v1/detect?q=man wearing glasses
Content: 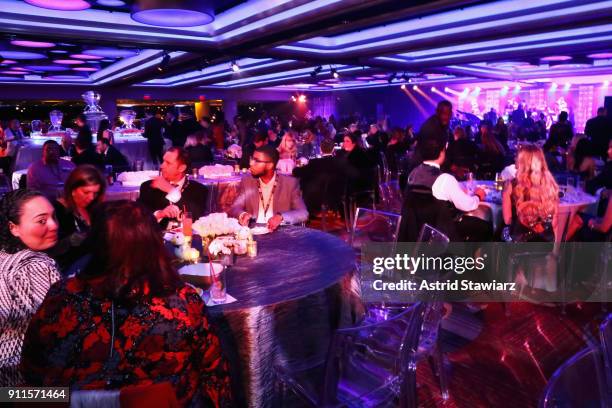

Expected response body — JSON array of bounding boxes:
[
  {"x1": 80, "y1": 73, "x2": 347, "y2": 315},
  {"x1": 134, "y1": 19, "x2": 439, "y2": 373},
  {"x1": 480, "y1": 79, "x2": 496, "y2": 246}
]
[{"x1": 230, "y1": 145, "x2": 308, "y2": 231}]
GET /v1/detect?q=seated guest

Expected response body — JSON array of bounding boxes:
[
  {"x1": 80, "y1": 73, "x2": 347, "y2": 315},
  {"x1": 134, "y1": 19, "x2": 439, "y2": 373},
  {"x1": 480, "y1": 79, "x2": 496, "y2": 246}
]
[
  {"x1": 184, "y1": 130, "x2": 213, "y2": 170},
  {"x1": 478, "y1": 121, "x2": 507, "y2": 178},
  {"x1": 568, "y1": 190, "x2": 612, "y2": 241},
  {"x1": 338, "y1": 131, "x2": 377, "y2": 194},
  {"x1": 240, "y1": 131, "x2": 268, "y2": 169},
  {"x1": 21, "y1": 200, "x2": 232, "y2": 406},
  {"x1": 385, "y1": 127, "x2": 410, "y2": 175},
  {"x1": 0, "y1": 132, "x2": 12, "y2": 175},
  {"x1": 586, "y1": 139, "x2": 612, "y2": 195},
  {"x1": 300, "y1": 128, "x2": 318, "y2": 158},
  {"x1": 0, "y1": 190, "x2": 60, "y2": 386},
  {"x1": 366, "y1": 123, "x2": 389, "y2": 154},
  {"x1": 267, "y1": 122, "x2": 281, "y2": 148},
  {"x1": 96, "y1": 118, "x2": 112, "y2": 143},
  {"x1": 60, "y1": 132, "x2": 75, "y2": 157},
  {"x1": 230, "y1": 145, "x2": 308, "y2": 230},
  {"x1": 96, "y1": 137, "x2": 130, "y2": 173},
  {"x1": 399, "y1": 136, "x2": 487, "y2": 241},
  {"x1": 27, "y1": 140, "x2": 75, "y2": 200},
  {"x1": 568, "y1": 136, "x2": 597, "y2": 180},
  {"x1": 138, "y1": 147, "x2": 208, "y2": 228},
  {"x1": 72, "y1": 132, "x2": 103, "y2": 169},
  {"x1": 445, "y1": 126, "x2": 480, "y2": 180},
  {"x1": 542, "y1": 135, "x2": 565, "y2": 174},
  {"x1": 293, "y1": 139, "x2": 345, "y2": 214},
  {"x1": 49, "y1": 165, "x2": 106, "y2": 273},
  {"x1": 277, "y1": 132, "x2": 298, "y2": 161},
  {"x1": 502, "y1": 145, "x2": 559, "y2": 242}
]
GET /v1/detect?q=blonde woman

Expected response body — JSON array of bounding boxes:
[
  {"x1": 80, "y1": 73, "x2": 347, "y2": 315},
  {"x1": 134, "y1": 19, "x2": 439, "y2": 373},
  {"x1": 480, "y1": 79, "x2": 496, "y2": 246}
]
[
  {"x1": 277, "y1": 132, "x2": 298, "y2": 161},
  {"x1": 502, "y1": 145, "x2": 559, "y2": 242}
]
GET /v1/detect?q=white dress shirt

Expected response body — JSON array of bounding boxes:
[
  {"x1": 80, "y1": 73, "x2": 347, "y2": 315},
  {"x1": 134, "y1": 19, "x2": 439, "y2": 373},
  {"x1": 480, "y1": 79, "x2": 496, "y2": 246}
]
[
  {"x1": 256, "y1": 173, "x2": 276, "y2": 223},
  {"x1": 165, "y1": 176, "x2": 186, "y2": 204},
  {"x1": 423, "y1": 161, "x2": 480, "y2": 212}
]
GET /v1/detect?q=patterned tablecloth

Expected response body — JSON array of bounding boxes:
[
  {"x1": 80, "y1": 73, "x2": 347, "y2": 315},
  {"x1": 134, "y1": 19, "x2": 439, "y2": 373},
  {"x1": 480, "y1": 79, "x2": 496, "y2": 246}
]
[{"x1": 201, "y1": 226, "x2": 358, "y2": 407}]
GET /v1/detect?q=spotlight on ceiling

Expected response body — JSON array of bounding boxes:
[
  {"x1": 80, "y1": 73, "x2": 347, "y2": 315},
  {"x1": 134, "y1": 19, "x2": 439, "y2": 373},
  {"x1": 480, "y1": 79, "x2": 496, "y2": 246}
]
[
  {"x1": 603, "y1": 80, "x2": 609, "y2": 88},
  {"x1": 388, "y1": 72, "x2": 397, "y2": 83},
  {"x1": 230, "y1": 61, "x2": 240, "y2": 72},
  {"x1": 330, "y1": 67, "x2": 339, "y2": 79},
  {"x1": 412, "y1": 85, "x2": 418, "y2": 90},
  {"x1": 400, "y1": 84, "x2": 406, "y2": 90},
  {"x1": 291, "y1": 95, "x2": 297, "y2": 102},
  {"x1": 310, "y1": 65, "x2": 323, "y2": 78},
  {"x1": 298, "y1": 95, "x2": 306, "y2": 103},
  {"x1": 550, "y1": 82, "x2": 558, "y2": 90},
  {"x1": 564, "y1": 82, "x2": 571, "y2": 90},
  {"x1": 401, "y1": 73, "x2": 408, "y2": 82},
  {"x1": 431, "y1": 86, "x2": 437, "y2": 92},
  {"x1": 444, "y1": 87, "x2": 450, "y2": 92},
  {"x1": 157, "y1": 53, "x2": 170, "y2": 72}
]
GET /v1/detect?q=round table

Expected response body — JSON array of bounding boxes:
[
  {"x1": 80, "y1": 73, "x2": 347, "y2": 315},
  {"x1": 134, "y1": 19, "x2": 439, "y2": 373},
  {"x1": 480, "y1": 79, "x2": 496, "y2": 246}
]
[
  {"x1": 205, "y1": 226, "x2": 357, "y2": 407},
  {"x1": 466, "y1": 180, "x2": 598, "y2": 239}
]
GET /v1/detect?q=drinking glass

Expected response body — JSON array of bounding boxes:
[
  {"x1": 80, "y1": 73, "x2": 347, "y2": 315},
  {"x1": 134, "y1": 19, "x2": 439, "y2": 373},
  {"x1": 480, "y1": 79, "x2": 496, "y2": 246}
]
[
  {"x1": 210, "y1": 263, "x2": 227, "y2": 304},
  {"x1": 182, "y1": 211, "x2": 193, "y2": 237}
]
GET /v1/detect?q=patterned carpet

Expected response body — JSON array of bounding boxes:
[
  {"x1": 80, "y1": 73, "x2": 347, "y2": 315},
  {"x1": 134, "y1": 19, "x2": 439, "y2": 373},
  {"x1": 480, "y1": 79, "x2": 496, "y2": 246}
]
[{"x1": 306, "y1": 213, "x2": 609, "y2": 407}]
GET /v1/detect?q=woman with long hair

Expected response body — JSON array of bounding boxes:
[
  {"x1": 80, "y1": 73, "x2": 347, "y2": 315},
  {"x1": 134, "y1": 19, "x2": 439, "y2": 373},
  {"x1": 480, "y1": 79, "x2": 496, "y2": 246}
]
[
  {"x1": 277, "y1": 132, "x2": 298, "y2": 160},
  {"x1": 502, "y1": 145, "x2": 559, "y2": 242},
  {"x1": 0, "y1": 190, "x2": 60, "y2": 385},
  {"x1": 479, "y1": 121, "x2": 507, "y2": 178},
  {"x1": 21, "y1": 201, "x2": 232, "y2": 406},
  {"x1": 50, "y1": 165, "x2": 106, "y2": 272}
]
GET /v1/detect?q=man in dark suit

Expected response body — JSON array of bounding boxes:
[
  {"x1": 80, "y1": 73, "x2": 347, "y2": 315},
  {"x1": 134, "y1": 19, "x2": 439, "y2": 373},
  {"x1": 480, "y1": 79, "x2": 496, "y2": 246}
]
[
  {"x1": 293, "y1": 139, "x2": 345, "y2": 214},
  {"x1": 585, "y1": 107, "x2": 611, "y2": 159},
  {"x1": 138, "y1": 147, "x2": 208, "y2": 228},
  {"x1": 72, "y1": 133, "x2": 103, "y2": 169},
  {"x1": 96, "y1": 137, "x2": 130, "y2": 173},
  {"x1": 164, "y1": 110, "x2": 182, "y2": 147},
  {"x1": 230, "y1": 145, "x2": 308, "y2": 231},
  {"x1": 144, "y1": 110, "x2": 165, "y2": 165},
  {"x1": 239, "y1": 131, "x2": 268, "y2": 169}
]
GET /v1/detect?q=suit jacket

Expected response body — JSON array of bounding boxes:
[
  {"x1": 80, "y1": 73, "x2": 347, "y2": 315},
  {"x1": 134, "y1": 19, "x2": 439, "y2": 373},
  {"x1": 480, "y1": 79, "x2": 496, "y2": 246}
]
[
  {"x1": 292, "y1": 156, "x2": 346, "y2": 212},
  {"x1": 102, "y1": 145, "x2": 130, "y2": 172},
  {"x1": 138, "y1": 178, "x2": 209, "y2": 228},
  {"x1": 72, "y1": 147, "x2": 104, "y2": 169},
  {"x1": 229, "y1": 173, "x2": 308, "y2": 225},
  {"x1": 144, "y1": 117, "x2": 165, "y2": 146}
]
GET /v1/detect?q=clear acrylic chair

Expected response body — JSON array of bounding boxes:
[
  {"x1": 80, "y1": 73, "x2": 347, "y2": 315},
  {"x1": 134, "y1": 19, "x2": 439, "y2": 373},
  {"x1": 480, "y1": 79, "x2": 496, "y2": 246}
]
[
  {"x1": 378, "y1": 180, "x2": 403, "y2": 214},
  {"x1": 539, "y1": 346, "x2": 607, "y2": 408},
  {"x1": 599, "y1": 314, "x2": 612, "y2": 405},
  {"x1": 350, "y1": 207, "x2": 402, "y2": 253},
  {"x1": 274, "y1": 302, "x2": 428, "y2": 408}
]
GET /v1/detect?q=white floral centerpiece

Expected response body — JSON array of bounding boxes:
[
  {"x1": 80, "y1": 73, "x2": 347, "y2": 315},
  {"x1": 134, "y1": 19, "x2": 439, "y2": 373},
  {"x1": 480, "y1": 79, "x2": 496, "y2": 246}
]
[{"x1": 192, "y1": 213, "x2": 251, "y2": 256}]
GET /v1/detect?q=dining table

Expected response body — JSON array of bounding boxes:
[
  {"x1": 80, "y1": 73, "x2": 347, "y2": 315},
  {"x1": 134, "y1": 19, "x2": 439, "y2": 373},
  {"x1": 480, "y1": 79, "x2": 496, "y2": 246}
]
[
  {"x1": 465, "y1": 180, "x2": 598, "y2": 240},
  {"x1": 192, "y1": 226, "x2": 358, "y2": 407}
]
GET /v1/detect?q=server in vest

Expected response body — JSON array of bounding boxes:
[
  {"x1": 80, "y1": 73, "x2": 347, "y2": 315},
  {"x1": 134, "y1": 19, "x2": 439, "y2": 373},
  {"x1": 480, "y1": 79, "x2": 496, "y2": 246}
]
[
  {"x1": 399, "y1": 136, "x2": 489, "y2": 241},
  {"x1": 138, "y1": 147, "x2": 208, "y2": 229}
]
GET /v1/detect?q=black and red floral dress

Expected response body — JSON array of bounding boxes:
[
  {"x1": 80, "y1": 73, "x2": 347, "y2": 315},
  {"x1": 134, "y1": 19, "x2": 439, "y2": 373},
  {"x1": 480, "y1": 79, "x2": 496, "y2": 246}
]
[{"x1": 20, "y1": 277, "x2": 232, "y2": 407}]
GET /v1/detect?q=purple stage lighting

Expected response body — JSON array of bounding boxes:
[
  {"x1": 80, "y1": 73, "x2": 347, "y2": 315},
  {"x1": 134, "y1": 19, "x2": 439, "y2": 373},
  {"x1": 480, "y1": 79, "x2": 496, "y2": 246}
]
[
  {"x1": 25, "y1": 0, "x2": 91, "y2": 11},
  {"x1": 11, "y1": 40, "x2": 56, "y2": 48},
  {"x1": 97, "y1": 0, "x2": 126, "y2": 5},
  {"x1": 540, "y1": 55, "x2": 572, "y2": 62},
  {"x1": 0, "y1": 60, "x2": 18, "y2": 65},
  {"x1": 588, "y1": 53, "x2": 612, "y2": 59},
  {"x1": 131, "y1": 0, "x2": 214, "y2": 27},
  {"x1": 73, "y1": 67, "x2": 98, "y2": 72}
]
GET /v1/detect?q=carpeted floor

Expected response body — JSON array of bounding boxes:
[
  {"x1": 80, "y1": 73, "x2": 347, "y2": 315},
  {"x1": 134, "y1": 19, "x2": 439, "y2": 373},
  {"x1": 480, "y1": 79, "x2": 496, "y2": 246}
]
[{"x1": 305, "y1": 213, "x2": 609, "y2": 407}]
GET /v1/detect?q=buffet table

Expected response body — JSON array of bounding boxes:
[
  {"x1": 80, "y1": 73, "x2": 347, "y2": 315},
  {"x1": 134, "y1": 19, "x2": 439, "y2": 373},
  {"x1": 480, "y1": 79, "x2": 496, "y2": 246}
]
[{"x1": 203, "y1": 226, "x2": 358, "y2": 407}]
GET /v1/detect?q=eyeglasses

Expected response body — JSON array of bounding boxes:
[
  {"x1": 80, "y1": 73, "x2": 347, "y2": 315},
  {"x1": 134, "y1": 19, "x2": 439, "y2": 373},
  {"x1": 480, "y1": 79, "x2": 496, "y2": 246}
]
[{"x1": 250, "y1": 158, "x2": 272, "y2": 164}]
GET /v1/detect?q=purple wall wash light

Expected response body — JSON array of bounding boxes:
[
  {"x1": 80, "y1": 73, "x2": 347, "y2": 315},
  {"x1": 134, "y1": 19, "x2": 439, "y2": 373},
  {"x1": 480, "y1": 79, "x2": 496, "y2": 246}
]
[
  {"x1": 70, "y1": 54, "x2": 103, "y2": 60},
  {"x1": 73, "y1": 67, "x2": 99, "y2": 72},
  {"x1": 25, "y1": 0, "x2": 91, "y2": 11},
  {"x1": 24, "y1": 65, "x2": 69, "y2": 71},
  {"x1": 54, "y1": 59, "x2": 85, "y2": 65},
  {"x1": 131, "y1": 0, "x2": 214, "y2": 27}
]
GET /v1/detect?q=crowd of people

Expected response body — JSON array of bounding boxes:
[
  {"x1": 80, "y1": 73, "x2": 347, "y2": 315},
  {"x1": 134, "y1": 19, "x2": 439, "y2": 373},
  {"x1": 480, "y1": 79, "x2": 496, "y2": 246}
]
[{"x1": 0, "y1": 99, "x2": 610, "y2": 404}]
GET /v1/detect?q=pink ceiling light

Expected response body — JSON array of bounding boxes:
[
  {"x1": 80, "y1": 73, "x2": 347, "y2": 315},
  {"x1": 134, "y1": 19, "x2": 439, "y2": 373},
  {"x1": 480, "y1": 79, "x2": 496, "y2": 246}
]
[
  {"x1": 587, "y1": 53, "x2": 612, "y2": 59},
  {"x1": 540, "y1": 55, "x2": 572, "y2": 62},
  {"x1": 54, "y1": 59, "x2": 85, "y2": 65},
  {"x1": 73, "y1": 67, "x2": 98, "y2": 71},
  {"x1": 0, "y1": 60, "x2": 18, "y2": 64},
  {"x1": 0, "y1": 70, "x2": 25, "y2": 75},
  {"x1": 24, "y1": 0, "x2": 91, "y2": 11},
  {"x1": 70, "y1": 54, "x2": 103, "y2": 60},
  {"x1": 11, "y1": 40, "x2": 56, "y2": 48}
]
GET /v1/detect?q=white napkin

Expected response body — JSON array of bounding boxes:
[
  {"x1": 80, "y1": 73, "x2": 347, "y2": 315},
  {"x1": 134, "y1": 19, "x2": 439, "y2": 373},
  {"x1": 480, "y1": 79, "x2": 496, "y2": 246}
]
[{"x1": 204, "y1": 292, "x2": 237, "y2": 306}]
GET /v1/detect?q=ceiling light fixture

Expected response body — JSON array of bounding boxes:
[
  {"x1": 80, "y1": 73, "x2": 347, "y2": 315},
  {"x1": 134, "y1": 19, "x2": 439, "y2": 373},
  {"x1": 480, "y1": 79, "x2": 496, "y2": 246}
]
[
  {"x1": 310, "y1": 65, "x2": 323, "y2": 79},
  {"x1": 230, "y1": 61, "x2": 240, "y2": 72},
  {"x1": 131, "y1": 0, "x2": 214, "y2": 27},
  {"x1": 388, "y1": 72, "x2": 397, "y2": 83},
  {"x1": 330, "y1": 67, "x2": 339, "y2": 79}
]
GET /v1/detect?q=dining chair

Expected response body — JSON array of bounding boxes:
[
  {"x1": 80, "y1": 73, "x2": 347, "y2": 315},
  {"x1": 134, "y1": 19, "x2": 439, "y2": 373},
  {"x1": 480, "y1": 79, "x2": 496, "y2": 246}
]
[
  {"x1": 350, "y1": 207, "x2": 402, "y2": 252},
  {"x1": 600, "y1": 314, "x2": 612, "y2": 404},
  {"x1": 274, "y1": 302, "x2": 428, "y2": 408}
]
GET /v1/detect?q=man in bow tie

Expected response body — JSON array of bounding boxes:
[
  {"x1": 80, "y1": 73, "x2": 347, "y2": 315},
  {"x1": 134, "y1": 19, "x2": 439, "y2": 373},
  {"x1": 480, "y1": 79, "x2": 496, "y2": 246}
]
[{"x1": 138, "y1": 147, "x2": 208, "y2": 228}]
